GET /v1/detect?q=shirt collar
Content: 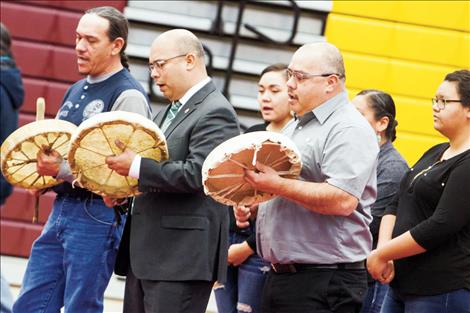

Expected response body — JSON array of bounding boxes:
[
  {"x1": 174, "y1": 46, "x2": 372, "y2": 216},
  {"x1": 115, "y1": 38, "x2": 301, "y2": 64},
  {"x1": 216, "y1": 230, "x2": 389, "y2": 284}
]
[
  {"x1": 178, "y1": 77, "x2": 211, "y2": 106},
  {"x1": 86, "y1": 68, "x2": 123, "y2": 84},
  {"x1": 311, "y1": 91, "x2": 349, "y2": 125},
  {"x1": 295, "y1": 91, "x2": 349, "y2": 126},
  {"x1": 380, "y1": 140, "x2": 393, "y2": 154}
]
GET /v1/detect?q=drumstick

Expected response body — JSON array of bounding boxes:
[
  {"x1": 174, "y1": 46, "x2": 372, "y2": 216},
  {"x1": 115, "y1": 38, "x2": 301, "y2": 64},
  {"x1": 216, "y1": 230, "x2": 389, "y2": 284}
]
[
  {"x1": 36, "y1": 97, "x2": 45, "y2": 121},
  {"x1": 33, "y1": 97, "x2": 45, "y2": 223},
  {"x1": 36, "y1": 98, "x2": 54, "y2": 154}
]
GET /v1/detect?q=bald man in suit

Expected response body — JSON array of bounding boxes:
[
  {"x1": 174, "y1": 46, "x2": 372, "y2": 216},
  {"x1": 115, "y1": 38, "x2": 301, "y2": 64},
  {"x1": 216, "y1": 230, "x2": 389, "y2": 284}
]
[{"x1": 106, "y1": 29, "x2": 240, "y2": 313}]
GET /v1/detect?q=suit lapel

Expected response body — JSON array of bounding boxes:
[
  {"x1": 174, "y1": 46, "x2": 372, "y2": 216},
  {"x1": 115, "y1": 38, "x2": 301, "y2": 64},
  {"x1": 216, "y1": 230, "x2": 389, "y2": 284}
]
[
  {"x1": 153, "y1": 105, "x2": 170, "y2": 128},
  {"x1": 164, "y1": 81, "x2": 216, "y2": 137}
]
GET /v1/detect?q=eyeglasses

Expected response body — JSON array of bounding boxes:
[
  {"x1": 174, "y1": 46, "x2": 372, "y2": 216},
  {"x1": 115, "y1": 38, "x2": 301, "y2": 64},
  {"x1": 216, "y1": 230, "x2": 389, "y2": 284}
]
[
  {"x1": 431, "y1": 98, "x2": 461, "y2": 110},
  {"x1": 286, "y1": 68, "x2": 343, "y2": 82},
  {"x1": 148, "y1": 54, "x2": 187, "y2": 72}
]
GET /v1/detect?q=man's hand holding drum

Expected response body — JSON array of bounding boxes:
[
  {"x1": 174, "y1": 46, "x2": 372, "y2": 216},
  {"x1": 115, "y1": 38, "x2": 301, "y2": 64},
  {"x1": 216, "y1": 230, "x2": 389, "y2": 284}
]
[
  {"x1": 243, "y1": 161, "x2": 283, "y2": 195},
  {"x1": 105, "y1": 139, "x2": 136, "y2": 177},
  {"x1": 36, "y1": 149, "x2": 63, "y2": 177}
]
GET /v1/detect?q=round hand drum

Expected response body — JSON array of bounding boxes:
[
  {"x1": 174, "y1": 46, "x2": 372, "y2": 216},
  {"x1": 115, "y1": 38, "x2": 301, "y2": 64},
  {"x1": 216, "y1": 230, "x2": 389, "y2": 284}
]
[
  {"x1": 1, "y1": 119, "x2": 77, "y2": 190},
  {"x1": 67, "y1": 111, "x2": 169, "y2": 198},
  {"x1": 202, "y1": 131, "x2": 302, "y2": 206}
]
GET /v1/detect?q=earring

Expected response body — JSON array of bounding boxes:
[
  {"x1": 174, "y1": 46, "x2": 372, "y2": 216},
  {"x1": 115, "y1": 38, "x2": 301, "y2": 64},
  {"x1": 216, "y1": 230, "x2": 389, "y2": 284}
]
[{"x1": 377, "y1": 134, "x2": 382, "y2": 144}]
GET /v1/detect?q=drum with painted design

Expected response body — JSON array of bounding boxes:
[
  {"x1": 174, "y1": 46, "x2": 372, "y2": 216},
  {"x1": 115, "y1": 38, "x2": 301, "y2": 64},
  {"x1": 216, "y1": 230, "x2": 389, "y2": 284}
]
[
  {"x1": 68, "y1": 111, "x2": 169, "y2": 198},
  {"x1": 1, "y1": 119, "x2": 77, "y2": 189},
  {"x1": 202, "y1": 131, "x2": 302, "y2": 206}
]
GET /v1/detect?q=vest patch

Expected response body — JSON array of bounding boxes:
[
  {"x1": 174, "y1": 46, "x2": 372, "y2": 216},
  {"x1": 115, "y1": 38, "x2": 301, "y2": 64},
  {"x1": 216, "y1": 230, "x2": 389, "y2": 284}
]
[
  {"x1": 83, "y1": 99, "x2": 104, "y2": 120},
  {"x1": 58, "y1": 101, "x2": 73, "y2": 118}
]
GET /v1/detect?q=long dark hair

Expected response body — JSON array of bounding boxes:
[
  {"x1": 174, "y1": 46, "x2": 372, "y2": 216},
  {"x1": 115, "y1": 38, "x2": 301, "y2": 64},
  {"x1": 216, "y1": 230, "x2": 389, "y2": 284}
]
[
  {"x1": 85, "y1": 6, "x2": 129, "y2": 69},
  {"x1": 0, "y1": 22, "x2": 17, "y2": 69},
  {"x1": 261, "y1": 63, "x2": 288, "y2": 78},
  {"x1": 357, "y1": 89, "x2": 398, "y2": 142},
  {"x1": 444, "y1": 70, "x2": 470, "y2": 108},
  {"x1": 0, "y1": 22, "x2": 12, "y2": 58}
]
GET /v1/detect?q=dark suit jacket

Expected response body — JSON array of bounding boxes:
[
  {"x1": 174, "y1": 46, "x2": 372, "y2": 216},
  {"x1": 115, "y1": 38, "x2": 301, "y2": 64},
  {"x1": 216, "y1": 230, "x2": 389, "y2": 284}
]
[{"x1": 115, "y1": 81, "x2": 240, "y2": 283}]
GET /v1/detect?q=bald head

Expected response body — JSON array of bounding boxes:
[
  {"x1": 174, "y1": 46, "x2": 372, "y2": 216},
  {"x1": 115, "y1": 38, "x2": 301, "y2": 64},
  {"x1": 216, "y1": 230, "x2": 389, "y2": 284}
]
[
  {"x1": 152, "y1": 29, "x2": 205, "y2": 60},
  {"x1": 295, "y1": 42, "x2": 345, "y2": 80},
  {"x1": 148, "y1": 29, "x2": 207, "y2": 101},
  {"x1": 287, "y1": 42, "x2": 346, "y2": 115}
]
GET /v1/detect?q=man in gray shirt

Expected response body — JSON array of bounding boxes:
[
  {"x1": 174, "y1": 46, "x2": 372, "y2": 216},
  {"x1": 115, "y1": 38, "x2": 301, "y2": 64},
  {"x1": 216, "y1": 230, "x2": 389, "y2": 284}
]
[{"x1": 236, "y1": 42, "x2": 379, "y2": 312}]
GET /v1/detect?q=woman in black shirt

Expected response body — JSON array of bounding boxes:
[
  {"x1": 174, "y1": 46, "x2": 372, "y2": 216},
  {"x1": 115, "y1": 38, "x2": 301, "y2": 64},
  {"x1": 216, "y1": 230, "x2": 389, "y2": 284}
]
[{"x1": 367, "y1": 69, "x2": 470, "y2": 313}]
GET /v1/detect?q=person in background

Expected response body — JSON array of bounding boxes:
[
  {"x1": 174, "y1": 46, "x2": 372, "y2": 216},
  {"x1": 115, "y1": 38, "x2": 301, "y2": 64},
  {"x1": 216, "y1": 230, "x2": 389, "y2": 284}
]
[
  {"x1": 352, "y1": 90, "x2": 408, "y2": 313},
  {"x1": 214, "y1": 63, "x2": 292, "y2": 313},
  {"x1": 0, "y1": 22, "x2": 24, "y2": 205},
  {"x1": 0, "y1": 22, "x2": 24, "y2": 313},
  {"x1": 13, "y1": 7, "x2": 151, "y2": 313},
  {"x1": 367, "y1": 69, "x2": 470, "y2": 313},
  {"x1": 244, "y1": 63, "x2": 293, "y2": 133}
]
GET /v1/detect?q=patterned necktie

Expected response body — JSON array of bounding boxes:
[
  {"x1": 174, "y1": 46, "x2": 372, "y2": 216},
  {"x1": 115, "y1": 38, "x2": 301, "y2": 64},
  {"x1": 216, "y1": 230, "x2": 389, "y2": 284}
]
[{"x1": 161, "y1": 100, "x2": 182, "y2": 132}]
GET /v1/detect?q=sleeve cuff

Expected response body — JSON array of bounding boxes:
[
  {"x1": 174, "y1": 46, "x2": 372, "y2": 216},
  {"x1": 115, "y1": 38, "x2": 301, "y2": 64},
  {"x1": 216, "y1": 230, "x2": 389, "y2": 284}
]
[
  {"x1": 55, "y1": 160, "x2": 75, "y2": 183},
  {"x1": 246, "y1": 234, "x2": 257, "y2": 252},
  {"x1": 129, "y1": 155, "x2": 142, "y2": 179}
]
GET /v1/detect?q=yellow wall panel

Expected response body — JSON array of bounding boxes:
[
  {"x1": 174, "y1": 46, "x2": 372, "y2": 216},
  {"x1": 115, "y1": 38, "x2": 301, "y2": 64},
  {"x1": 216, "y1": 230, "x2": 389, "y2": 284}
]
[
  {"x1": 332, "y1": 1, "x2": 470, "y2": 32},
  {"x1": 326, "y1": 14, "x2": 393, "y2": 57},
  {"x1": 392, "y1": 24, "x2": 470, "y2": 68},
  {"x1": 392, "y1": 95, "x2": 439, "y2": 137},
  {"x1": 326, "y1": 14, "x2": 470, "y2": 68},
  {"x1": 387, "y1": 58, "x2": 455, "y2": 99},
  {"x1": 342, "y1": 53, "x2": 390, "y2": 92},
  {"x1": 394, "y1": 1, "x2": 470, "y2": 32},
  {"x1": 343, "y1": 52, "x2": 457, "y2": 99},
  {"x1": 332, "y1": 1, "x2": 396, "y2": 21}
]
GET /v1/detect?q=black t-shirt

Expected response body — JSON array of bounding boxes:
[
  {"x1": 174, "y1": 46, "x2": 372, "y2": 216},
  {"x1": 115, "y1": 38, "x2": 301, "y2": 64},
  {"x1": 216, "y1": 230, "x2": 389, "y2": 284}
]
[{"x1": 385, "y1": 143, "x2": 470, "y2": 296}]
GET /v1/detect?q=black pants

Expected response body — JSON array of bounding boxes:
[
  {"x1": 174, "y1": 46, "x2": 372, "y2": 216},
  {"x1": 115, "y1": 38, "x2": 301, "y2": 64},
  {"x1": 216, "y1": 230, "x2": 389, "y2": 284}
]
[
  {"x1": 261, "y1": 268, "x2": 368, "y2": 313},
  {"x1": 123, "y1": 266, "x2": 213, "y2": 313}
]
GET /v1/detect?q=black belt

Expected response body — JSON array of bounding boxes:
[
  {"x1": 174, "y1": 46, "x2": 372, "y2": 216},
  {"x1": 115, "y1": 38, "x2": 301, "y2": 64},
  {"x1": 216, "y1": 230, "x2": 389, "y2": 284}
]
[{"x1": 271, "y1": 260, "x2": 365, "y2": 273}]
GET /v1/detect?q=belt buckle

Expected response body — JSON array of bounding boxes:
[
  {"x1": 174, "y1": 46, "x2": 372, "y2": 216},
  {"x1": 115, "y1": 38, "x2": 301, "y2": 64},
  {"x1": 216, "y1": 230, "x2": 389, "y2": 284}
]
[{"x1": 271, "y1": 263, "x2": 297, "y2": 273}]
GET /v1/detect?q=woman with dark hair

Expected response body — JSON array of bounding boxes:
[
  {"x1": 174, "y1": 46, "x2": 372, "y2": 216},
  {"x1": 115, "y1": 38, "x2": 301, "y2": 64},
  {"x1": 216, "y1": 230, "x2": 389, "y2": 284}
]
[
  {"x1": 352, "y1": 90, "x2": 408, "y2": 313},
  {"x1": 367, "y1": 69, "x2": 470, "y2": 313},
  {"x1": 214, "y1": 63, "x2": 292, "y2": 313},
  {"x1": 245, "y1": 63, "x2": 292, "y2": 133}
]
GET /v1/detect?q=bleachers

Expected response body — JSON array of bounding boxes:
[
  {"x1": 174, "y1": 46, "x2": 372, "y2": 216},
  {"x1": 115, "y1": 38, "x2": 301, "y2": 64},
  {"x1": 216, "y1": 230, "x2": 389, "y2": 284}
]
[{"x1": 124, "y1": 0, "x2": 329, "y2": 124}]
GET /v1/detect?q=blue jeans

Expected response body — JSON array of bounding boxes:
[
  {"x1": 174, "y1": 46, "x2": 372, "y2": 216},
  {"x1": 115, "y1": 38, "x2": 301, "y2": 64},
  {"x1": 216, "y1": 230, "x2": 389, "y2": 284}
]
[
  {"x1": 360, "y1": 281, "x2": 389, "y2": 313},
  {"x1": 13, "y1": 195, "x2": 124, "y2": 313},
  {"x1": 214, "y1": 232, "x2": 270, "y2": 313},
  {"x1": 381, "y1": 287, "x2": 470, "y2": 313}
]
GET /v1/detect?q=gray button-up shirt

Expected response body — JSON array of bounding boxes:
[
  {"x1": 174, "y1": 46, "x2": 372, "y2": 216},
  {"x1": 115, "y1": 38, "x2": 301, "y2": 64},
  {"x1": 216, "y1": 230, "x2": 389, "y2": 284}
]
[{"x1": 256, "y1": 91, "x2": 379, "y2": 264}]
